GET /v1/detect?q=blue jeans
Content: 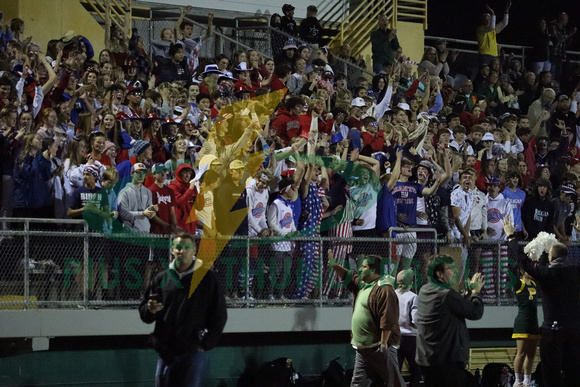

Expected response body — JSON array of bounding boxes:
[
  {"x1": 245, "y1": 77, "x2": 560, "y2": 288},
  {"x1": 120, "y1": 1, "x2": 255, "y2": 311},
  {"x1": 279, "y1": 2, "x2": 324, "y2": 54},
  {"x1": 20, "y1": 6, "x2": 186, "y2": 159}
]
[
  {"x1": 155, "y1": 350, "x2": 208, "y2": 387},
  {"x1": 478, "y1": 54, "x2": 496, "y2": 66},
  {"x1": 373, "y1": 61, "x2": 384, "y2": 74},
  {"x1": 531, "y1": 61, "x2": 551, "y2": 75}
]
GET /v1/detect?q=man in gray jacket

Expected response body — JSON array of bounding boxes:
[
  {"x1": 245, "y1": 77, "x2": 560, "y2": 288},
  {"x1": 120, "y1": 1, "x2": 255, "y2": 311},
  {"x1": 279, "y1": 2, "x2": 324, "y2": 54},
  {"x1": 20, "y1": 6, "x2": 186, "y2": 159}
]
[
  {"x1": 416, "y1": 255, "x2": 484, "y2": 387},
  {"x1": 117, "y1": 163, "x2": 157, "y2": 297},
  {"x1": 118, "y1": 163, "x2": 157, "y2": 233}
]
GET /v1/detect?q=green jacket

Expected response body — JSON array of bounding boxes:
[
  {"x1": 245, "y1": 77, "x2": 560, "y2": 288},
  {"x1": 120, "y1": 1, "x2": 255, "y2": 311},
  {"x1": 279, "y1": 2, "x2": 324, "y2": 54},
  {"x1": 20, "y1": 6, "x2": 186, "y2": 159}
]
[{"x1": 370, "y1": 28, "x2": 400, "y2": 66}]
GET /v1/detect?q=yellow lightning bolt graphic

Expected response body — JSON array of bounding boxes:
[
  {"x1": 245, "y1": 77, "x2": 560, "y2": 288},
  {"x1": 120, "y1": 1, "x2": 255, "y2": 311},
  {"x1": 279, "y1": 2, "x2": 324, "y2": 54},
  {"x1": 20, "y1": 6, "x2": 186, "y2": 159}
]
[{"x1": 187, "y1": 89, "x2": 286, "y2": 297}]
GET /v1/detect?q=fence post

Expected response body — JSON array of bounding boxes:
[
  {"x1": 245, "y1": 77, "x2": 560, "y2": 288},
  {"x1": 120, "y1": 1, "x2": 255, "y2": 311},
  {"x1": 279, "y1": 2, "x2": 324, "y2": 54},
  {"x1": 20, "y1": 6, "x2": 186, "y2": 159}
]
[
  {"x1": 496, "y1": 240, "x2": 501, "y2": 306},
  {"x1": 245, "y1": 235, "x2": 250, "y2": 307},
  {"x1": 148, "y1": 10, "x2": 154, "y2": 63},
  {"x1": 24, "y1": 220, "x2": 30, "y2": 309},
  {"x1": 84, "y1": 223, "x2": 90, "y2": 309},
  {"x1": 319, "y1": 235, "x2": 324, "y2": 307},
  {"x1": 266, "y1": 29, "x2": 272, "y2": 59}
]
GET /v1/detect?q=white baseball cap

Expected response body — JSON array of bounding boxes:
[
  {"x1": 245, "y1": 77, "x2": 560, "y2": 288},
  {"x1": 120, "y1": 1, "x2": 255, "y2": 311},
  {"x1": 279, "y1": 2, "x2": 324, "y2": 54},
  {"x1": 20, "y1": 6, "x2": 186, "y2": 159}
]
[
  {"x1": 482, "y1": 132, "x2": 494, "y2": 141},
  {"x1": 351, "y1": 97, "x2": 366, "y2": 107}
]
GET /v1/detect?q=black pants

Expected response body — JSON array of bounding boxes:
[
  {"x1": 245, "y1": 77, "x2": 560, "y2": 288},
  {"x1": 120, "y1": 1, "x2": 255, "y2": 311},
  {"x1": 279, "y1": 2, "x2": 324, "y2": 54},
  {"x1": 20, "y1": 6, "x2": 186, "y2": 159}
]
[
  {"x1": 398, "y1": 336, "x2": 421, "y2": 387},
  {"x1": 421, "y1": 362, "x2": 466, "y2": 387},
  {"x1": 539, "y1": 326, "x2": 580, "y2": 387}
]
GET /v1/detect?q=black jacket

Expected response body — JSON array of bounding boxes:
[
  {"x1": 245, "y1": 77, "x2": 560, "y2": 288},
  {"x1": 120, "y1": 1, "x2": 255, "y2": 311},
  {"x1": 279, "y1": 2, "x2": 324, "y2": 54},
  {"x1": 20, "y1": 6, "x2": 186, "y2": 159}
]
[
  {"x1": 139, "y1": 267, "x2": 227, "y2": 360},
  {"x1": 416, "y1": 282, "x2": 483, "y2": 367},
  {"x1": 508, "y1": 239, "x2": 580, "y2": 329},
  {"x1": 155, "y1": 57, "x2": 192, "y2": 84},
  {"x1": 299, "y1": 17, "x2": 322, "y2": 45},
  {"x1": 280, "y1": 16, "x2": 297, "y2": 36},
  {"x1": 522, "y1": 195, "x2": 555, "y2": 240}
]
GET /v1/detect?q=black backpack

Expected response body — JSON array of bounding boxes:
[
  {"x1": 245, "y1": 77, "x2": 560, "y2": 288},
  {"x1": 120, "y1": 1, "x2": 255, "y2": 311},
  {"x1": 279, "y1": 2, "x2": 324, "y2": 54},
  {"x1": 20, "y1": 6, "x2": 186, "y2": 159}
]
[
  {"x1": 255, "y1": 357, "x2": 302, "y2": 387},
  {"x1": 321, "y1": 357, "x2": 349, "y2": 387},
  {"x1": 481, "y1": 362, "x2": 515, "y2": 387}
]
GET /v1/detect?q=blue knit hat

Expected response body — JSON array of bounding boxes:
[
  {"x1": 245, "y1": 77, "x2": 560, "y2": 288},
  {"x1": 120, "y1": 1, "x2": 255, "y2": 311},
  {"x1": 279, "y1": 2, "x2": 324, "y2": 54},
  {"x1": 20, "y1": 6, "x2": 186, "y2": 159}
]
[{"x1": 131, "y1": 140, "x2": 151, "y2": 157}]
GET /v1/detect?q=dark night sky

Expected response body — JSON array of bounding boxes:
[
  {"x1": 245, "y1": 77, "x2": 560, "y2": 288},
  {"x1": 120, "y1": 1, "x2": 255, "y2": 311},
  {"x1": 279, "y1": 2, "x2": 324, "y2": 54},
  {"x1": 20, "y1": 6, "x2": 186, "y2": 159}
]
[{"x1": 427, "y1": 0, "x2": 580, "y2": 50}]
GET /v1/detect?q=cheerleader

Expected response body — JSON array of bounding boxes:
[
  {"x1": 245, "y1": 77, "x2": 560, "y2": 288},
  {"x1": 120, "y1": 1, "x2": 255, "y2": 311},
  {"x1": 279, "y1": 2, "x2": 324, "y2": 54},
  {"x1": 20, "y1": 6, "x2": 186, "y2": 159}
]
[{"x1": 511, "y1": 267, "x2": 539, "y2": 387}]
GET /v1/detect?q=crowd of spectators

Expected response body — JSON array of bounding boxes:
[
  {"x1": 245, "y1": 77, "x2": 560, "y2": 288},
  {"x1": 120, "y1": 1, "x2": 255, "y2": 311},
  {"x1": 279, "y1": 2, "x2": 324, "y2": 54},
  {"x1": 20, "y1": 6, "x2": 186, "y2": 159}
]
[{"x1": 0, "y1": 3, "x2": 579, "y2": 302}]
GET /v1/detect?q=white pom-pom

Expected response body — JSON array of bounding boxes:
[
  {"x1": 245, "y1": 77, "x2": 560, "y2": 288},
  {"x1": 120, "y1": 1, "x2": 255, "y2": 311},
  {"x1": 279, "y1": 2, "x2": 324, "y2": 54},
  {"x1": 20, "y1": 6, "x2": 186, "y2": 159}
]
[{"x1": 524, "y1": 232, "x2": 559, "y2": 261}]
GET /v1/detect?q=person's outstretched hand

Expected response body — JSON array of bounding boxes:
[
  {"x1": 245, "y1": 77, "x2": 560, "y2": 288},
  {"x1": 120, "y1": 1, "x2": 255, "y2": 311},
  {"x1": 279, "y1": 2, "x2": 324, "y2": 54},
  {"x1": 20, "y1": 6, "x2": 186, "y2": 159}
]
[
  {"x1": 503, "y1": 214, "x2": 517, "y2": 236},
  {"x1": 470, "y1": 273, "x2": 484, "y2": 293}
]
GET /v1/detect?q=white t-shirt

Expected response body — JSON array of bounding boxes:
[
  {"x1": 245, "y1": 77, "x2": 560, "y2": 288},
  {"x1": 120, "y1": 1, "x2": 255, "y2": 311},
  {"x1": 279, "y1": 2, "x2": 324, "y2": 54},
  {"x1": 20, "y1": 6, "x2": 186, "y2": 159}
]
[
  {"x1": 469, "y1": 187, "x2": 487, "y2": 231},
  {"x1": 351, "y1": 182, "x2": 378, "y2": 231},
  {"x1": 486, "y1": 193, "x2": 512, "y2": 241},
  {"x1": 246, "y1": 182, "x2": 269, "y2": 236},
  {"x1": 450, "y1": 186, "x2": 474, "y2": 239},
  {"x1": 196, "y1": 191, "x2": 214, "y2": 230},
  {"x1": 416, "y1": 197, "x2": 429, "y2": 226},
  {"x1": 268, "y1": 198, "x2": 296, "y2": 252}
]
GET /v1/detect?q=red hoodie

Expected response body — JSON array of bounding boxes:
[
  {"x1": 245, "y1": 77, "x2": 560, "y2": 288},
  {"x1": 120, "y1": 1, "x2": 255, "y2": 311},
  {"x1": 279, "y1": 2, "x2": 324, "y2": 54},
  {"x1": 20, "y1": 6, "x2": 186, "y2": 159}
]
[
  {"x1": 269, "y1": 75, "x2": 287, "y2": 92},
  {"x1": 271, "y1": 108, "x2": 302, "y2": 146},
  {"x1": 298, "y1": 113, "x2": 334, "y2": 139},
  {"x1": 168, "y1": 163, "x2": 203, "y2": 234},
  {"x1": 361, "y1": 130, "x2": 385, "y2": 153}
]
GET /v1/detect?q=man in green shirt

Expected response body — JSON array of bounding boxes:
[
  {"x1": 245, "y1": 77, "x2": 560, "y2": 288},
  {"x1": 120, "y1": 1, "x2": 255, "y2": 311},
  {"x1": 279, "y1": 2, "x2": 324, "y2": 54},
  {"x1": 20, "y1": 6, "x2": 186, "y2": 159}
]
[
  {"x1": 329, "y1": 250, "x2": 405, "y2": 386},
  {"x1": 370, "y1": 13, "x2": 401, "y2": 74}
]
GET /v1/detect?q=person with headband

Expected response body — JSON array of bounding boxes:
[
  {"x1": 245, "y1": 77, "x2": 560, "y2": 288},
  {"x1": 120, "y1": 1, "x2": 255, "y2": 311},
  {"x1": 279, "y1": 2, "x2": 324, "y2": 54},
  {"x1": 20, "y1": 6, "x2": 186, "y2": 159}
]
[
  {"x1": 67, "y1": 164, "x2": 109, "y2": 230},
  {"x1": 67, "y1": 163, "x2": 111, "y2": 300}
]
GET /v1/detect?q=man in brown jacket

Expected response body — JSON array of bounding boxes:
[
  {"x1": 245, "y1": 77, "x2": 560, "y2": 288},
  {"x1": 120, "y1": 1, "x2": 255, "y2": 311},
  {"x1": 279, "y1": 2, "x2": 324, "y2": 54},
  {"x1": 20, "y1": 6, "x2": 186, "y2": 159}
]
[{"x1": 329, "y1": 250, "x2": 405, "y2": 387}]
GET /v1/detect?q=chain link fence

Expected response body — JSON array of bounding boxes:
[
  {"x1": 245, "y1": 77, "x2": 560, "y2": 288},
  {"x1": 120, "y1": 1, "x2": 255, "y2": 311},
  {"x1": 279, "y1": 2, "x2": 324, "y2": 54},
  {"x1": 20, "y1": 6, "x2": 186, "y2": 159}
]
[{"x1": 0, "y1": 219, "x2": 536, "y2": 310}]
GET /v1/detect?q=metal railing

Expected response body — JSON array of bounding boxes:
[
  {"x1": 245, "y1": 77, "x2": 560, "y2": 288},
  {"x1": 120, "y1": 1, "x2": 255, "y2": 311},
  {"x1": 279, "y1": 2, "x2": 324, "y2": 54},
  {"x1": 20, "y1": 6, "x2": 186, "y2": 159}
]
[
  {"x1": 396, "y1": 0, "x2": 428, "y2": 29},
  {"x1": 84, "y1": 0, "x2": 132, "y2": 33},
  {"x1": 234, "y1": 25, "x2": 374, "y2": 81},
  {"x1": 424, "y1": 35, "x2": 580, "y2": 80},
  {"x1": 319, "y1": 0, "x2": 427, "y2": 56},
  {"x1": 143, "y1": 9, "x2": 267, "y2": 67},
  {"x1": 0, "y1": 218, "x2": 541, "y2": 311}
]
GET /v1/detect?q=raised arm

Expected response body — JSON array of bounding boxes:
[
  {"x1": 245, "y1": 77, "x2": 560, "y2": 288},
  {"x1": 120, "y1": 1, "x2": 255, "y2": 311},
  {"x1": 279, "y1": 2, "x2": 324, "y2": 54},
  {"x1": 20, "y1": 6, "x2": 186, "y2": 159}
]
[
  {"x1": 174, "y1": 6, "x2": 193, "y2": 39},
  {"x1": 419, "y1": 72, "x2": 431, "y2": 113},
  {"x1": 422, "y1": 175, "x2": 441, "y2": 196},
  {"x1": 387, "y1": 147, "x2": 403, "y2": 191},
  {"x1": 38, "y1": 52, "x2": 57, "y2": 95},
  {"x1": 350, "y1": 148, "x2": 380, "y2": 178},
  {"x1": 104, "y1": 0, "x2": 112, "y2": 50},
  {"x1": 375, "y1": 74, "x2": 396, "y2": 120},
  {"x1": 495, "y1": 0, "x2": 511, "y2": 34},
  {"x1": 203, "y1": 13, "x2": 214, "y2": 41}
]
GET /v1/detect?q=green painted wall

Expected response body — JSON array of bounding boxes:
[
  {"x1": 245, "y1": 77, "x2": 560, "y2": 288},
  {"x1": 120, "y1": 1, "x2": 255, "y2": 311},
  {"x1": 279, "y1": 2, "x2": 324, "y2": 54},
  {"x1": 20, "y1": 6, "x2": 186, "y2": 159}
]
[{"x1": 0, "y1": 344, "x2": 356, "y2": 386}]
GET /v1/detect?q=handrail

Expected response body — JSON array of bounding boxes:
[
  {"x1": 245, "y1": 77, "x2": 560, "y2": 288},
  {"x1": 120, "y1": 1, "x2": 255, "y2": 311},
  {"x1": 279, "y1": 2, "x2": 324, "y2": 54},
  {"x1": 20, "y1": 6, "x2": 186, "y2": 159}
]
[
  {"x1": 396, "y1": 0, "x2": 428, "y2": 29},
  {"x1": 190, "y1": 19, "x2": 265, "y2": 58},
  {"x1": 322, "y1": 0, "x2": 428, "y2": 56},
  {"x1": 424, "y1": 35, "x2": 580, "y2": 65},
  {"x1": 85, "y1": 0, "x2": 132, "y2": 31},
  {"x1": 328, "y1": 0, "x2": 396, "y2": 57},
  {"x1": 235, "y1": 25, "x2": 374, "y2": 77},
  {"x1": 425, "y1": 35, "x2": 532, "y2": 50}
]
